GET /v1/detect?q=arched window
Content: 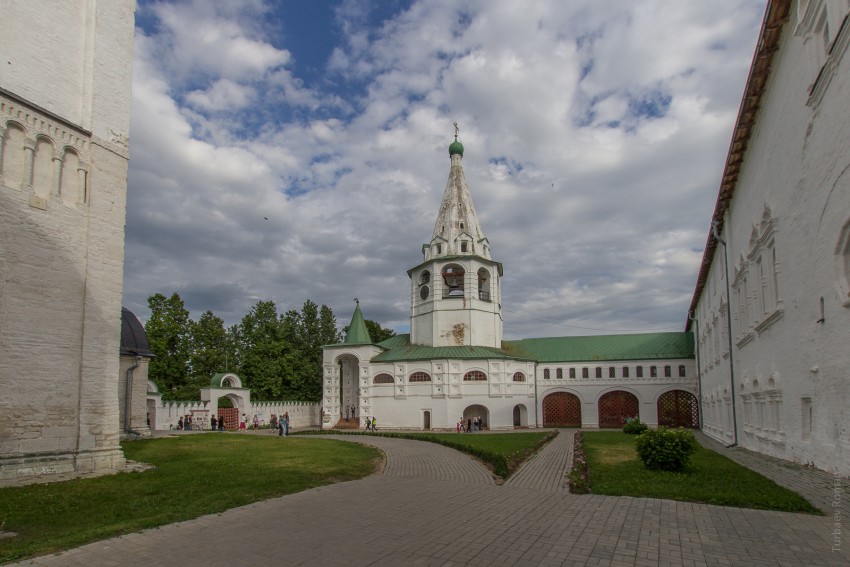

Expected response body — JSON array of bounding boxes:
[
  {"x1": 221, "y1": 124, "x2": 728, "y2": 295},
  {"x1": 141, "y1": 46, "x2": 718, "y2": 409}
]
[
  {"x1": 464, "y1": 370, "x2": 487, "y2": 381},
  {"x1": 512, "y1": 372, "x2": 525, "y2": 382},
  {"x1": 373, "y1": 373, "x2": 394, "y2": 384},
  {"x1": 408, "y1": 372, "x2": 431, "y2": 382},
  {"x1": 477, "y1": 268, "x2": 490, "y2": 301},
  {"x1": 442, "y1": 264, "x2": 465, "y2": 297},
  {"x1": 420, "y1": 270, "x2": 431, "y2": 284}
]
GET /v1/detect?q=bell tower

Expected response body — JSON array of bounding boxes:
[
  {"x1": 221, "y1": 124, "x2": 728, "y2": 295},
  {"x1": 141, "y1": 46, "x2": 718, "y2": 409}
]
[{"x1": 409, "y1": 126, "x2": 503, "y2": 348}]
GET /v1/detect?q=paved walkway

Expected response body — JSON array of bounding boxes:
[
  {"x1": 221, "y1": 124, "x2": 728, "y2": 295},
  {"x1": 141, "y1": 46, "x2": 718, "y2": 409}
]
[{"x1": 10, "y1": 430, "x2": 848, "y2": 566}]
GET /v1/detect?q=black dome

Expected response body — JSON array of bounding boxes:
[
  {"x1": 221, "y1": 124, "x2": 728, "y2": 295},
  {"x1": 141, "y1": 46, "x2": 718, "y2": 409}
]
[{"x1": 120, "y1": 307, "x2": 154, "y2": 357}]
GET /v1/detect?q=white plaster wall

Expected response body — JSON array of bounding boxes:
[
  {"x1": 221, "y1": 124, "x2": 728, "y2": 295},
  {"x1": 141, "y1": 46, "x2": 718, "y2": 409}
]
[
  {"x1": 0, "y1": 1, "x2": 135, "y2": 486},
  {"x1": 694, "y1": 1, "x2": 850, "y2": 475}
]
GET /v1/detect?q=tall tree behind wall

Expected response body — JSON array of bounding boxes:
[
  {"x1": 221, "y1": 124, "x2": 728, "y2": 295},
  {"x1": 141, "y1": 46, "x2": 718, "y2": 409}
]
[
  {"x1": 188, "y1": 310, "x2": 227, "y2": 394},
  {"x1": 145, "y1": 293, "x2": 191, "y2": 399},
  {"x1": 239, "y1": 300, "x2": 286, "y2": 400},
  {"x1": 280, "y1": 301, "x2": 342, "y2": 401}
]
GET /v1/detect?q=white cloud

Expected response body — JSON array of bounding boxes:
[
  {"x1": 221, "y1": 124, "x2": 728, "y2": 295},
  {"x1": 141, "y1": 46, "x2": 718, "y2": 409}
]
[{"x1": 124, "y1": 0, "x2": 768, "y2": 338}]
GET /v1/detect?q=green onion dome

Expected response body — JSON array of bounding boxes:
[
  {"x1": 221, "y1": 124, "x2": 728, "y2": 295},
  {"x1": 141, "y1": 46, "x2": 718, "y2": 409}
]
[{"x1": 449, "y1": 139, "x2": 464, "y2": 157}]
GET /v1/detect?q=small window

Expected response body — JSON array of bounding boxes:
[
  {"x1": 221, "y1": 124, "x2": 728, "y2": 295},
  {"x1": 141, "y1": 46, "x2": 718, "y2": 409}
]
[
  {"x1": 544, "y1": 369, "x2": 550, "y2": 379},
  {"x1": 556, "y1": 368, "x2": 563, "y2": 379},
  {"x1": 678, "y1": 365, "x2": 686, "y2": 378},
  {"x1": 595, "y1": 367, "x2": 602, "y2": 379},
  {"x1": 420, "y1": 271, "x2": 431, "y2": 284},
  {"x1": 461, "y1": 241, "x2": 468, "y2": 253},
  {"x1": 650, "y1": 366, "x2": 657, "y2": 378},
  {"x1": 512, "y1": 372, "x2": 525, "y2": 382},
  {"x1": 664, "y1": 365, "x2": 672, "y2": 378},
  {"x1": 569, "y1": 368, "x2": 576, "y2": 379},
  {"x1": 609, "y1": 367, "x2": 616, "y2": 378},
  {"x1": 436, "y1": 244, "x2": 442, "y2": 255},
  {"x1": 581, "y1": 367, "x2": 589, "y2": 379},
  {"x1": 373, "y1": 373, "x2": 394, "y2": 384},
  {"x1": 460, "y1": 222, "x2": 464, "y2": 230},
  {"x1": 622, "y1": 366, "x2": 630, "y2": 378},
  {"x1": 636, "y1": 366, "x2": 644, "y2": 378},
  {"x1": 409, "y1": 372, "x2": 431, "y2": 382},
  {"x1": 464, "y1": 370, "x2": 487, "y2": 381}
]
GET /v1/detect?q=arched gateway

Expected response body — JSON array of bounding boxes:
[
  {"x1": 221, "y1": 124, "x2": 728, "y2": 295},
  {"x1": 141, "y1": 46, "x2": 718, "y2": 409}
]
[
  {"x1": 657, "y1": 390, "x2": 699, "y2": 428},
  {"x1": 542, "y1": 392, "x2": 582, "y2": 427},
  {"x1": 598, "y1": 390, "x2": 639, "y2": 428}
]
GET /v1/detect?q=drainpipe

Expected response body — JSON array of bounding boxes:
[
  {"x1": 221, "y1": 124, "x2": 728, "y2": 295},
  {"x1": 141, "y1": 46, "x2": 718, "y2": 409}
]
[
  {"x1": 688, "y1": 313, "x2": 704, "y2": 430},
  {"x1": 712, "y1": 220, "x2": 738, "y2": 447},
  {"x1": 125, "y1": 355, "x2": 144, "y2": 436}
]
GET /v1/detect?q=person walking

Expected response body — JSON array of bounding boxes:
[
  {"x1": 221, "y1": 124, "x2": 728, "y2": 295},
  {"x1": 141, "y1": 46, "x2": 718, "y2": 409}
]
[
  {"x1": 371, "y1": 416, "x2": 377, "y2": 432},
  {"x1": 365, "y1": 416, "x2": 371, "y2": 432},
  {"x1": 283, "y1": 412, "x2": 290, "y2": 436}
]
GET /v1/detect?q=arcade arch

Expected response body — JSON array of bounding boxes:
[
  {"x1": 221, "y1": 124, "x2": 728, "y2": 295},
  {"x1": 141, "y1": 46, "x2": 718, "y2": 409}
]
[{"x1": 542, "y1": 391, "x2": 581, "y2": 427}]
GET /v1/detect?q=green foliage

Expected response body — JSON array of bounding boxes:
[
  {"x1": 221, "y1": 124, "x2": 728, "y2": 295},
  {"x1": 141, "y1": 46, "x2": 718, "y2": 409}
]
[
  {"x1": 568, "y1": 431, "x2": 591, "y2": 494},
  {"x1": 634, "y1": 427, "x2": 698, "y2": 471},
  {"x1": 188, "y1": 311, "x2": 227, "y2": 392},
  {"x1": 365, "y1": 319, "x2": 396, "y2": 343},
  {"x1": 582, "y1": 431, "x2": 819, "y2": 513},
  {"x1": 622, "y1": 419, "x2": 649, "y2": 435},
  {"x1": 0, "y1": 436, "x2": 379, "y2": 563},
  {"x1": 145, "y1": 293, "x2": 191, "y2": 399}
]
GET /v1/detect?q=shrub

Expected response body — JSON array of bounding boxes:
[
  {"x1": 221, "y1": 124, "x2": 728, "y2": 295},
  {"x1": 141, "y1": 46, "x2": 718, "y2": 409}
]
[
  {"x1": 622, "y1": 419, "x2": 648, "y2": 435},
  {"x1": 568, "y1": 431, "x2": 591, "y2": 494},
  {"x1": 634, "y1": 427, "x2": 698, "y2": 471}
]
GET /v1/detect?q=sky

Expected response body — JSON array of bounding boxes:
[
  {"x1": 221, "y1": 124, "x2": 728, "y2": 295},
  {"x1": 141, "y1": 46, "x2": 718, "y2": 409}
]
[{"x1": 124, "y1": 0, "x2": 768, "y2": 339}]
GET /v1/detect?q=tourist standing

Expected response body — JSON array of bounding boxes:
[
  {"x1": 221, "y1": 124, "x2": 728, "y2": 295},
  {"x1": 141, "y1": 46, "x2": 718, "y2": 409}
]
[
  {"x1": 211, "y1": 415, "x2": 217, "y2": 430},
  {"x1": 177, "y1": 416, "x2": 183, "y2": 430},
  {"x1": 283, "y1": 412, "x2": 289, "y2": 436}
]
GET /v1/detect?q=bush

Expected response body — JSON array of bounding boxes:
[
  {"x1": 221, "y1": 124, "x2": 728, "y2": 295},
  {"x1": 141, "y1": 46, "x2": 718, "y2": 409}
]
[
  {"x1": 622, "y1": 419, "x2": 648, "y2": 435},
  {"x1": 634, "y1": 427, "x2": 698, "y2": 471}
]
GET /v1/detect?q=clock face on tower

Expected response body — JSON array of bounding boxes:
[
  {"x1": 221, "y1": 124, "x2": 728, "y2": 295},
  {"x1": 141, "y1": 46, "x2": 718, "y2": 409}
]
[{"x1": 420, "y1": 285, "x2": 430, "y2": 300}]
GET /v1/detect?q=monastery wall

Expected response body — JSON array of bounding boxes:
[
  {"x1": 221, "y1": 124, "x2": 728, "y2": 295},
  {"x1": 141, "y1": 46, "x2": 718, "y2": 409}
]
[
  {"x1": 0, "y1": 1, "x2": 135, "y2": 486},
  {"x1": 694, "y1": 0, "x2": 850, "y2": 475}
]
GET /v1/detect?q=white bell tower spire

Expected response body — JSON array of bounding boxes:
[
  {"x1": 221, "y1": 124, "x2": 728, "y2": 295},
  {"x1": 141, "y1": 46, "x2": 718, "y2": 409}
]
[{"x1": 408, "y1": 127, "x2": 503, "y2": 348}]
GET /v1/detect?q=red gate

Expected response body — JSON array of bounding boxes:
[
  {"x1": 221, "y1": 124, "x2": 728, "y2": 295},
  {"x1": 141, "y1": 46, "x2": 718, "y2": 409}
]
[
  {"x1": 657, "y1": 390, "x2": 700, "y2": 428},
  {"x1": 598, "y1": 391, "x2": 639, "y2": 428},
  {"x1": 217, "y1": 407, "x2": 239, "y2": 430},
  {"x1": 542, "y1": 392, "x2": 582, "y2": 427}
]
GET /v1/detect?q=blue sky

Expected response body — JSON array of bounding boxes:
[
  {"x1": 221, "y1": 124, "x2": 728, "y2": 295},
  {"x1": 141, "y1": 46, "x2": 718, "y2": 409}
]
[{"x1": 124, "y1": 0, "x2": 768, "y2": 338}]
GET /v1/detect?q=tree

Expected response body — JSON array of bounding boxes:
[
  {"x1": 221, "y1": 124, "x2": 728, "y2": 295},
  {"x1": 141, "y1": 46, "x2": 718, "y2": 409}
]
[
  {"x1": 365, "y1": 319, "x2": 396, "y2": 344},
  {"x1": 188, "y1": 310, "x2": 227, "y2": 392},
  {"x1": 238, "y1": 300, "x2": 286, "y2": 399},
  {"x1": 145, "y1": 293, "x2": 191, "y2": 399}
]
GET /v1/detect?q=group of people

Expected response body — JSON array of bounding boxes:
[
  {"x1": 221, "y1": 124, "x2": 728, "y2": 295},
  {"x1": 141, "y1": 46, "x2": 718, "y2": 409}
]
[
  {"x1": 364, "y1": 416, "x2": 378, "y2": 432},
  {"x1": 344, "y1": 405, "x2": 357, "y2": 420},
  {"x1": 176, "y1": 415, "x2": 193, "y2": 430},
  {"x1": 209, "y1": 415, "x2": 227, "y2": 431},
  {"x1": 456, "y1": 416, "x2": 485, "y2": 433}
]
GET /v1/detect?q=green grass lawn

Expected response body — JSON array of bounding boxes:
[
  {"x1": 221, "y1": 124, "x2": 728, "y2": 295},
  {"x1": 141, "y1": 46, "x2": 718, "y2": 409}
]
[
  {"x1": 0, "y1": 435, "x2": 380, "y2": 563},
  {"x1": 582, "y1": 431, "x2": 820, "y2": 513}
]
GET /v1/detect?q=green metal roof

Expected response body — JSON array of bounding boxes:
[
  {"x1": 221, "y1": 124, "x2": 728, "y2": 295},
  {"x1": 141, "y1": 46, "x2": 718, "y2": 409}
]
[
  {"x1": 504, "y1": 332, "x2": 694, "y2": 363},
  {"x1": 449, "y1": 139, "x2": 464, "y2": 156},
  {"x1": 372, "y1": 334, "x2": 534, "y2": 362},
  {"x1": 343, "y1": 302, "x2": 373, "y2": 345}
]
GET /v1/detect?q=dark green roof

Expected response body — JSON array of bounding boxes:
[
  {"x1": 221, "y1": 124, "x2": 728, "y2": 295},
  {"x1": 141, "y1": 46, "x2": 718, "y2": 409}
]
[
  {"x1": 343, "y1": 302, "x2": 372, "y2": 345},
  {"x1": 504, "y1": 332, "x2": 694, "y2": 363},
  {"x1": 372, "y1": 334, "x2": 533, "y2": 362},
  {"x1": 449, "y1": 139, "x2": 464, "y2": 156}
]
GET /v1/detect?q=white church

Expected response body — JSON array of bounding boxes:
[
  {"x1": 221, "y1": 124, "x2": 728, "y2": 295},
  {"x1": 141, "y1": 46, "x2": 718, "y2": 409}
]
[{"x1": 322, "y1": 134, "x2": 699, "y2": 432}]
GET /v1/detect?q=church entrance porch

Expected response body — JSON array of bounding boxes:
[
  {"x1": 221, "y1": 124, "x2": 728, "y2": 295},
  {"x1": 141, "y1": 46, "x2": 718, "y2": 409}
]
[
  {"x1": 542, "y1": 392, "x2": 581, "y2": 427},
  {"x1": 598, "y1": 391, "x2": 639, "y2": 428},
  {"x1": 657, "y1": 390, "x2": 699, "y2": 428}
]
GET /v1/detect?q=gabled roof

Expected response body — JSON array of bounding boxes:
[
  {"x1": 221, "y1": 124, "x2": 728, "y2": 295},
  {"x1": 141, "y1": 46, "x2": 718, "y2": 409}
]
[
  {"x1": 372, "y1": 334, "x2": 533, "y2": 362},
  {"x1": 504, "y1": 332, "x2": 694, "y2": 363}
]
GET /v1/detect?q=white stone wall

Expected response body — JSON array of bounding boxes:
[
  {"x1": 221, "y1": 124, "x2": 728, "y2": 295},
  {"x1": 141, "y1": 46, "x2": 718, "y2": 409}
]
[
  {"x1": 146, "y1": 398, "x2": 321, "y2": 431},
  {"x1": 693, "y1": 0, "x2": 850, "y2": 475},
  {"x1": 118, "y1": 355, "x2": 153, "y2": 437},
  {"x1": 0, "y1": 1, "x2": 135, "y2": 486}
]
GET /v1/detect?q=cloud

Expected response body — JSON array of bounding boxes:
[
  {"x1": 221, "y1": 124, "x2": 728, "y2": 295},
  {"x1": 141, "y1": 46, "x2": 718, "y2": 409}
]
[{"x1": 124, "y1": 0, "x2": 768, "y2": 340}]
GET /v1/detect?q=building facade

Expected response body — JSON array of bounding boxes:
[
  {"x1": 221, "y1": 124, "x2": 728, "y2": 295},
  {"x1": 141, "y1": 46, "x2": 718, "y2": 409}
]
[
  {"x1": 0, "y1": 1, "x2": 136, "y2": 485},
  {"x1": 689, "y1": 0, "x2": 850, "y2": 476},
  {"x1": 323, "y1": 137, "x2": 698, "y2": 432}
]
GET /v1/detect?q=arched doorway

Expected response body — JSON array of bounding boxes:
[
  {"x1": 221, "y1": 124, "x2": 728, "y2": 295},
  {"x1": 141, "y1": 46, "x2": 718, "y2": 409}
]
[
  {"x1": 598, "y1": 391, "x2": 639, "y2": 428},
  {"x1": 512, "y1": 404, "x2": 528, "y2": 427},
  {"x1": 463, "y1": 404, "x2": 489, "y2": 430},
  {"x1": 542, "y1": 392, "x2": 581, "y2": 426},
  {"x1": 336, "y1": 354, "x2": 360, "y2": 424},
  {"x1": 657, "y1": 390, "x2": 700, "y2": 428}
]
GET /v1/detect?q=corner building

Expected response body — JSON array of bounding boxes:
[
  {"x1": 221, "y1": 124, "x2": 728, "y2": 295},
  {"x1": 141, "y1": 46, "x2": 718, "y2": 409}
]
[{"x1": 323, "y1": 137, "x2": 698, "y2": 431}]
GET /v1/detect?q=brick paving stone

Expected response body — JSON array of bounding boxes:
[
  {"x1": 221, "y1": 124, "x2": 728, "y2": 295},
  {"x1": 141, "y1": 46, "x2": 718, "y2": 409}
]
[{"x1": 7, "y1": 432, "x2": 850, "y2": 566}]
